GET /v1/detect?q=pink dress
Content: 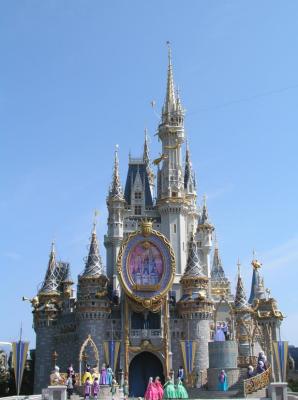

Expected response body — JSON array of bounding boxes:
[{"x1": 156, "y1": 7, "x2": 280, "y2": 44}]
[
  {"x1": 155, "y1": 381, "x2": 164, "y2": 400},
  {"x1": 100, "y1": 368, "x2": 107, "y2": 384},
  {"x1": 145, "y1": 382, "x2": 159, "y2": 400}
]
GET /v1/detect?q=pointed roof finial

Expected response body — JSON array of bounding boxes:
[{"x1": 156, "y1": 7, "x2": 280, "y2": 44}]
[
  {"x1": 109, "y1": 144, "x2": 124, "y2": 200},
  {"x1": 92, "y1": 210, "x2": 99, "y2": 234},
  {"x1": 237, "y1": 258, "x2": 241, "y2": 275},
  {"x1": 39, "y1": 241, "x2": 59, "y2": 295},
  {"x1": 162, "y1": 41, "x2": 176, "y2": 121},
  {"x1": 82, "y1": 219, "x2": 103, "y2": 278},
  {"x1": 234, "y1": 259, "x2": 249, "y2": 309},
  {"x1": 143, "y1": 128, "x2": 150, "y2": 166}
]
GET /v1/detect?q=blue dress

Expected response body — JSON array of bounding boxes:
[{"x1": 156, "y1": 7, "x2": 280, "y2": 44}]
[
  {"x1": 107, "y1": 367, "x2": 113, "y2": 385},
  {"x1": 218, "y1": 374, "x2": 228, "y2": 391}
]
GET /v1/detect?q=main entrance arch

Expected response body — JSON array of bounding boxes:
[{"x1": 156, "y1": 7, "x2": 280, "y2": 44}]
[{"x1": 129, "y1": 352, "x2": 164, "y2": 397}]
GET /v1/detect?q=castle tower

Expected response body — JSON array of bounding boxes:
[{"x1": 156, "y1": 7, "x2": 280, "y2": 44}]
[
  {"x1": 104, "y1": 145, "x2": 126, "y2": 286},
  {"x1": 176, "y1": 237, "x2": 213, "y2": 385},
  {"x1": 157, "y1": 44, "x2": 188, "y2": 280},
  {"x1": 33, "y1": 243, "x2": 61, "y2": 393},
  {"x1": 233, "y1": 262, "x2": 253, "y2": 357},
  {"x1": 77, "y1": 220, "x2": 111, "y2": 372},
  {"x1": 249, "y1": 258, "x2": 284, "y2": 378},
  {"x1": 196, "y1": 197, "x2": 214, "y2": 280}
]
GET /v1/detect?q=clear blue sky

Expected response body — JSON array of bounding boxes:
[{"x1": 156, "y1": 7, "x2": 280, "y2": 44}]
[{"x1": 1, "y1": 1, "x2": 298, "y2": 348}]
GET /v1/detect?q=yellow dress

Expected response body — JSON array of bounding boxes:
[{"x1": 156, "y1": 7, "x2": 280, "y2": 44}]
[{"x1": 82, "y1": 371, "x2": 93, "y2": 384}]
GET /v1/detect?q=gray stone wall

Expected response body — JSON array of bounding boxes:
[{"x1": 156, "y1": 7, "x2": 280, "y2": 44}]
[{"x1": 34, "y1": 324, "x2": 56, "y2": 394}]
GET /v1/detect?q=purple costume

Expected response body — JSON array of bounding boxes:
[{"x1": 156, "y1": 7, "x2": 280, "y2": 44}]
[
  {"x1": 84, "y1": 381, "x2": 92, "y2": 399},
  {"x1": 93, "y1": 380, "x2": 100, "y2": 398},
  {"x1": 100, "y1": 366, "x2": 107, "y2": 385}
]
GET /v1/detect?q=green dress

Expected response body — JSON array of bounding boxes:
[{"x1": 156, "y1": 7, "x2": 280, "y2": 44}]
[
  {"x1": 163, "y1": 380, "x2": 176, "y2": 399},
  {"x1": 175, "y1": 382, "x2": 188, "y2": 399}
]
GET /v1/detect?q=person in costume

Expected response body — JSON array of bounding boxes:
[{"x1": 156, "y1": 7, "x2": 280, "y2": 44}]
[
  {"x1": 247, "y1": 365, "x2": 254, "y2": 378},
  {"x1": 145, "y1": 377, "x2": 158, "y2": 400},
  {"x1": 257, "y1": 360, "x2": 265, "y2": 374},
  {"x1": 123, "y1": 379, "x2": 129, "y2": 400},
  {"x1": 50, "y1": 366, "x2": 64, "y2": 385},
  {"x1": 218, "y1": 370, "x2": 228, "y2": 392},
  {"x1": 110, "y1": 378, "x2": 117, "y2": 400},
  {"x1": 175, "y1": 378, "x2": 188, "y2": 399},
  {"x1": 214, "y1": 325, "x2": 225, "y2": 341},
  {"x1": 66, "y1": 374, "x2": 74, "y2": 399},
  {"x1": 93, "y1": 377, "x2": 100, "y2": 400},
  {"x1": 107, "y1": 364, "x2": 113, "y2": 385},
  {"x1": 82, "y1": 366, "x2": 93, "y2": 384},
  {"x1": 258, "y1": 352, "x2": 268, "y2": 370},
  {"x1": 177, "y1": 367, "x2": 184, "y2": 382},
  {"x1": 67, "y1": 364, "x2": 74, "y2": 377},
  {"x1": 100, "y1": 363, "x2": 107, "y2": 385},
  {"x1": 84, "y1": 377, "x2": 92, "y2": 400},
  {"x1": 155, "y1": 376, "x2": 163, "y2": 400},
  {"x1": 163, "y1": 376, "x2": 176, "y2": 399}
]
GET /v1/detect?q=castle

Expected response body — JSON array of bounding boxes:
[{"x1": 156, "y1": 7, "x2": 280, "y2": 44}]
[{"x1": 28, "y1": 47, "x2": 284, "y2": 396}]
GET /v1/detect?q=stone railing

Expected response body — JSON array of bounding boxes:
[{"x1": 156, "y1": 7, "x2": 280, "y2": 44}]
[
  {"x1": 238, "y1": 355, "x2": 258, "y2": 368},
  {"x1": 243, "y1": 365, "x2": 271, "y2": 396},
  {"x1": 130, "y1": 329, "x2": 163, "y2": 339}
]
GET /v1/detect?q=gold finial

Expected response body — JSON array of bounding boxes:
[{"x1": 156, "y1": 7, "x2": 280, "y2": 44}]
[
  {"x1": 92, "y1": 210, "x2": 99, "y2": 234},
  {"x1": 140, "y1": 218, "x2": 153, "y2": 236},
  {"x1": 203, "y1": 194, "x2": 207, "y2": 207},
  {"x1": 251, "y1": 249, "x2": 262, "y2": 269}
]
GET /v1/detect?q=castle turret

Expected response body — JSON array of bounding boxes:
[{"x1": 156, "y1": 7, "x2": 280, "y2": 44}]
[
  {"x1": 196, "y1": 197, "x2": 214, "y2": 279},
  {"x1": 210, "y1": 238, "x2": 232, "y2": 301},
  {"x1": 176, "y1": 237, "x2": 213, "y2": 385},
  {"x1": 157, "y1": 44, "x2": 188, "y2": 280},
  {"x1": 77, "y1": 221, "x2": 110, "y2": 371},
  {"x1": 250, "y1": 257, "x2": 284, "y2": 378},
  {"x1": 233, "y1": 262, "x2": 253, "y2": 357},
  {"x1": 33, "y1": 243, "x2": 62, "y2": 393},
  {"x1": 104, "y1": 145, "x2": 126, "y2": 285}
]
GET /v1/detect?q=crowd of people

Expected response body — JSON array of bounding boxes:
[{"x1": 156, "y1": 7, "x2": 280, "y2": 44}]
[
  {"x1": 145, "y1": 376, "x2": 188, "y2": 400},
  {"x1": 51, "y1": 351, "x2": 269, "y2": 399},
  {"x1": 247, "y1": 352, "x2": 268, "y2": 379}
]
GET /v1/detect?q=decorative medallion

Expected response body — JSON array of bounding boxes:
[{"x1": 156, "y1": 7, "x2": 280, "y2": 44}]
[{"x1": 117, "y1": 220, "x2": 176, "y2": 308}]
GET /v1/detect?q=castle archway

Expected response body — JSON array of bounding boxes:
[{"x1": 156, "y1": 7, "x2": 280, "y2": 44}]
[{"x1": 129, "y1": 351, "x2": 164, "y2": 397}]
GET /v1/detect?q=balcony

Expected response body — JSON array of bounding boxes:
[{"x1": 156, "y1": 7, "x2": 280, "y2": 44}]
[{"x1": 130, "y1": 329, "x2": 163, "y2": 339}]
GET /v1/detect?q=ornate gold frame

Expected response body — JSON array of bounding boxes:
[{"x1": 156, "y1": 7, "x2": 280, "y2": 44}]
[{"x1": 117, "y1": 228, "x2": 176, "y2": 309}]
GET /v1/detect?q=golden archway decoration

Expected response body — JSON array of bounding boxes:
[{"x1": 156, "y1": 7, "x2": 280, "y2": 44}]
[{"x1": 79, "y1": 334, "x2": 99, "y2": 362}]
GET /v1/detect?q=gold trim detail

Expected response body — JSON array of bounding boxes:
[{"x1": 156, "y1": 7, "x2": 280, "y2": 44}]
[{"x1": 117, "y1": 228, "x2": 176, "y2": 308}]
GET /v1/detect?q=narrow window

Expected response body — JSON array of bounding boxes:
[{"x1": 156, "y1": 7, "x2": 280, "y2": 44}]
[
  {"x1": 135, "y1": 205, "x2": 142, "y2": 215},
  {"x1": 173, "y1": 224, "x2": 177, "y2": 233}
]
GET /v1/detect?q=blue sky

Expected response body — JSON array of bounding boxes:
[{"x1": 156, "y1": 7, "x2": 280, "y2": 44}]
[{"x1": 1, "y1": 1, "x2": 298, "y2": 348}]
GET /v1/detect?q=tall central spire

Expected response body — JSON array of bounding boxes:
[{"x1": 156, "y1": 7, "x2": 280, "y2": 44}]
[{"x1": 161, "y1": 42, "x2": 184, "y2": 125}]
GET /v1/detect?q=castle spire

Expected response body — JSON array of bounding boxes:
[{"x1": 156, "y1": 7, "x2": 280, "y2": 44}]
[
  {"x1": 211, "y1": 238, "x2": 226, "y2": 281},
  {"x1": 184, "y1": 140, "x2": 195, "y2": 192},
  {"x1": 184, "y1": 236, "x2": 205, "y2": 277},
  {"x1": 143, "y1": 128, "x2": 150, "y2": 166},
  {"x1": 39, "y1": 242, "x2": 59, "y2": 295},
  {"x1": 162, "y1": 42, "x2": 176, "y2": 119},
  {"x1": 234, "y1": 260, "x2": 249, "y2": 309},
  {"x1": 82, "y1": 218, "x2": 103, "y2": 278},
  {"x1": 161, "y1": 42, "x2": 184, "y2": 125},
  {"x1": 109, "y1": 145, "x2": 124, "y2": 200}
]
